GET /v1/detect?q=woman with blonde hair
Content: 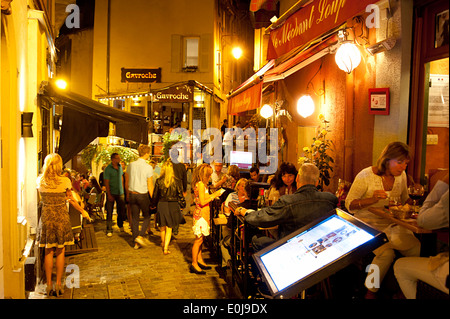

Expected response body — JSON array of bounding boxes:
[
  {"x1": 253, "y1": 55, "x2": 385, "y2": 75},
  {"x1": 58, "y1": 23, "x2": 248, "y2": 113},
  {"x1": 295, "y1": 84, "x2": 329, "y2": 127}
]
[
  {"x1": 152, "y1": 159, "x2": 186, "y2": 254},
  {"x1": 36, "y1": 153, "x2": 91, "y2": 297},
  {"x1": 190, "y1": 163, "x2": 224, "y2": 274}
]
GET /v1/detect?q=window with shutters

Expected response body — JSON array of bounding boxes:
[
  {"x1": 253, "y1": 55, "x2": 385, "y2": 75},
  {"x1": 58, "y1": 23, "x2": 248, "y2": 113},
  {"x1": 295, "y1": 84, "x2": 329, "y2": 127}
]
[
  {"x1": 172, "y1": 34, "x2": 212, "y2": 73},
  {"x1": 183, "y1": 37, "x2": 199, "y2": 71}
]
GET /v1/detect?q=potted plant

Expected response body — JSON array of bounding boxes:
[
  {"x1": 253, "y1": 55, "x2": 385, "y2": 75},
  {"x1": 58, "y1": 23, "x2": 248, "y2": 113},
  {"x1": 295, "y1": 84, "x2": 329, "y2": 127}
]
[{"x1": 298, "y1": 114, "x2": 334, "y2": 191}]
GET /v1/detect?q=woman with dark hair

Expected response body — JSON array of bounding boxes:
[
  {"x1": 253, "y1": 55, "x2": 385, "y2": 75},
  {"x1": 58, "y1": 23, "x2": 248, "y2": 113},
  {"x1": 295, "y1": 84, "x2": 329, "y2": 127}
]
[
  {"x1": 266, "y1": 162, "x2": 298, "y2": 205},
  {"x1": 345, "y1": 141, "x2": 420, "y2": 299}
]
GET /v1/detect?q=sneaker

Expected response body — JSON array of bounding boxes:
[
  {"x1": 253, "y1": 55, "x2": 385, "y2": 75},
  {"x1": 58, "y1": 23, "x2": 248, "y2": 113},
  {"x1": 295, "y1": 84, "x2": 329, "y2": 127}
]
[
  {"x1": 133, "y1": 243, "x2": 141, "y2": 250},
  {"x1": 135, "y1": 236, "x2": 148, "y2": 247},
  {"x1": 107, "y1": 232, "x2": 112, "y2": 237}
]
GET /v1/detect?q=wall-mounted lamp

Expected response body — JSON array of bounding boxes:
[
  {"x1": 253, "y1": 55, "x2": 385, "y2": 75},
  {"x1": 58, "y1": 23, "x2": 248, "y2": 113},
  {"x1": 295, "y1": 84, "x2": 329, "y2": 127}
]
[
  {"x1": 232, "y1": 46, "x2": 243, "y2": 60},
  {"x1": 260, "y1": 104, "x2": 274, "y2": 119},
  {"x1": 55, "y1": 79, "x2": 68, "y2": 90},
  {"x1": 21, "y1": 112, "x2": 34, "y2": 138},
  {"x1": 335, "y1": 30, "x2": 361, "y2": 74},
  {"x1": 297, "y1": 95, "x2": 315, "y2": 118}
]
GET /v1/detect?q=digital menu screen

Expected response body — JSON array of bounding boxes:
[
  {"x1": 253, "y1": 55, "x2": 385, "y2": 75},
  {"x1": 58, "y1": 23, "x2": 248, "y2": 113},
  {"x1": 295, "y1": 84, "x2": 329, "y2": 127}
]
[{"x1": 258, "y1": 213, "x2": 376, "y2": 293}]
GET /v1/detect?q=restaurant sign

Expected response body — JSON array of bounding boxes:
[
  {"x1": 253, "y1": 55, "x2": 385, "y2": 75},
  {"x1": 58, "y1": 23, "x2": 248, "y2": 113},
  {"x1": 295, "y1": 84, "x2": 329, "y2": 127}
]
[
  {"x1": 153, "y1": 84, "x2": 193, "y2": 103},
  {"x1": 121, "y1": 68, "x2": 161, "y2": 83},
  {"x1": 267, "y1": 0, "x2": 378, "y2": 60},
  {"x1": 228, "y1": 81, "x2": 263, "y2": 115}
]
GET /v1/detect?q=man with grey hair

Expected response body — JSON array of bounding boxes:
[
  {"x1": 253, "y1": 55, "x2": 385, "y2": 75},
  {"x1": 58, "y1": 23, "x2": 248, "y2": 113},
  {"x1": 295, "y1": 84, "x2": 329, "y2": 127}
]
[{"x1": 235, "y1": 163, "x2": 338, "y2": 251}]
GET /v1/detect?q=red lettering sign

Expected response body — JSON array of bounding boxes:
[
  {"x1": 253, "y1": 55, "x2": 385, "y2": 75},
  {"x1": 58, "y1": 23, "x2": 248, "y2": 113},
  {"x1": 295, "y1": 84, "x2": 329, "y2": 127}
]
[
  {"x1": 228, "y1": 82, "x2": 263, "y2": 115},
  {"x1": 267, "y1": 0, "x2": 377, "y2": 59}
]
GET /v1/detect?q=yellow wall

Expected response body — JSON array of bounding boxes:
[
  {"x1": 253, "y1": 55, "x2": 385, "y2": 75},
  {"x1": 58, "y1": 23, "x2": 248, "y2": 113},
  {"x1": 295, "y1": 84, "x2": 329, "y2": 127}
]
[{"x1": 1, "y1": 0, "x2": 55, "y2": 298}]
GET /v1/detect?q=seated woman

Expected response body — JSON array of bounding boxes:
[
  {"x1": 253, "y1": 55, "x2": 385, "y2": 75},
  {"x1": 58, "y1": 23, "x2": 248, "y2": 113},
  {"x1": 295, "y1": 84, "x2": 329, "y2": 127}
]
[
  {"x1": 220, "y1": 165, "x2": 240, "y2": 202},
  {"x1": 345, "y1": 141, "x2": 420, "y2": 299},
  {"x1": 220, "y1": 178, "x2": 251, "y2": 268},
  {"x1": 86, "y1": 176, "x2": 103, "y2": 213},
  {"x1": 266, "y1": 162, "x2": 298, "y2": 206}
]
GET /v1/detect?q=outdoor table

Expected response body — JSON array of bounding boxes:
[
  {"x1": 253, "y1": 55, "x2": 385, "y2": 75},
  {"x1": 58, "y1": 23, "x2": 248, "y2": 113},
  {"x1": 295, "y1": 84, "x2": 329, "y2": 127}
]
[
  {"x1": 368, "y1": 207, "x2": 432, "y2": 234},
  {"x1": 367, "y1": 207, "x2": 442, "y2": 256}
]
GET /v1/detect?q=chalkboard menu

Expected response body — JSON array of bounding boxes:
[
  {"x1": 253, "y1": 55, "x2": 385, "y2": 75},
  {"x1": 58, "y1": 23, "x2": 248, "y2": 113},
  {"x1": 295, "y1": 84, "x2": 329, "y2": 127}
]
[{"x1": 193, "y1": 107, "x2": 206, "y2": 129}]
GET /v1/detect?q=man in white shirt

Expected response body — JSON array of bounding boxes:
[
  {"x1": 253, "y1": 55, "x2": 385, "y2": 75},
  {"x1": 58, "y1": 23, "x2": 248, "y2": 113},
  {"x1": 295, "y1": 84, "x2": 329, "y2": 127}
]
[
  {"x1": 127, "y1": 144, "x2": 154, "y2": 249},
  {"x1": 394, "y1": 174, "x2": 449, "y2": 298}
]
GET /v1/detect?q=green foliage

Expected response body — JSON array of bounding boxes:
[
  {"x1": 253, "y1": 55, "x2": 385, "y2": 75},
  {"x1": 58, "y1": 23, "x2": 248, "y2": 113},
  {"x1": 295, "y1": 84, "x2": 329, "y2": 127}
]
[
  {"x1": 94, "y1": 145, "x2": 138, "y2": 166},
  {"x1": 161, "y1": 131, "x2": 183, "y2": 163},
  {"x1": 79, "y1": 144, "x2": 139, "y2": 168},
  {"x1": 298, "y1": 114, "x2": 335, "y2": 190},
  {"x1": 80, "y1": 144, "x2": 98, "y2": 170}
]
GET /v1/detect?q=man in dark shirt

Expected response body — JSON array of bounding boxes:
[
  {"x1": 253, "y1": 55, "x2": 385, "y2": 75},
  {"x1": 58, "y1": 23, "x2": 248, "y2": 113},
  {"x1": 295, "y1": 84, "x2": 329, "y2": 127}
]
[
  {"x1": 104, "y1": 153, "x2": 127, "y2": 237},
  {"x1": 235, "y1": 163, "x2": 338, "y2": 251}
]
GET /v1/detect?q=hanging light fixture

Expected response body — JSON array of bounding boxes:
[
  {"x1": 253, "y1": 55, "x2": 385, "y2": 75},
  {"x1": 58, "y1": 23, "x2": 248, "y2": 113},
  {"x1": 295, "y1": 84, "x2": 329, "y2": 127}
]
[
  {"x1": 335, "y1": 30, "x2": 361, "y2": 74},
  {"x1": 297, "y1": 95, "x2": 315, "y2": 118},
  {"x1": 260, "y1": 104, "x2": 274, "y2": 119}
]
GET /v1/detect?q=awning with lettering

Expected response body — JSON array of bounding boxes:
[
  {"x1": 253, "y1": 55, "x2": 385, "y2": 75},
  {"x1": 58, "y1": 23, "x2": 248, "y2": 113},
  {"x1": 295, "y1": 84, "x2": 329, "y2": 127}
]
[
  {"x1": 228, "y1": 81, "x2": 263, "y2": 115},
  {"x1": 266, "y1": 0, "x2": 377, "y2": 59},
  {"x1": 264, "y1": 32, "x2": 339, "y2": 82},
  {"x1": 39, "y1": 81, "x2": 149, "y2": 163},
  {"x1": 226, "y1": 60, "x2": 275, "y2": 115}
]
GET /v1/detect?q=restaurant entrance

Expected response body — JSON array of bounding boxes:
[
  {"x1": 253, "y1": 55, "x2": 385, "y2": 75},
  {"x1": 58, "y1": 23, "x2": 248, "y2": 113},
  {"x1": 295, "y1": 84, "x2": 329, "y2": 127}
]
[{"x1": 409, "y1": 0, "x2": 449, "y2": 188}]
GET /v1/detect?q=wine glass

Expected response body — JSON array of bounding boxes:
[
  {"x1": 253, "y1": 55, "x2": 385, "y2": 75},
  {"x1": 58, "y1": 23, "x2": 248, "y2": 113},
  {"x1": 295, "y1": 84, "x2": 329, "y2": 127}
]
[{"x1": 407, "y1": 183, "x2": 424, "y2": 215}]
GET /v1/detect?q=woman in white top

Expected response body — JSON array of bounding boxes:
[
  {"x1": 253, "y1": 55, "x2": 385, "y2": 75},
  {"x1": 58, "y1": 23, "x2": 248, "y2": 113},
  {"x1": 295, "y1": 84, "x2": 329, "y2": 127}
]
[
  {"x1": 345, "y1": 142, "x2": 420, "y2": 298},
  {"x1": 36, "y1": 153, "x2": 90, "y2": 297}
]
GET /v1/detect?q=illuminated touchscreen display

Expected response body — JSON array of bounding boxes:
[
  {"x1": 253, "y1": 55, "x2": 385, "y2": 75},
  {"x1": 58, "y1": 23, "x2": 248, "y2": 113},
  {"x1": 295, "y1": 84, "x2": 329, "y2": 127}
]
[{"x1": 259, "y1": 214, "x2": 375, "y2": 292}]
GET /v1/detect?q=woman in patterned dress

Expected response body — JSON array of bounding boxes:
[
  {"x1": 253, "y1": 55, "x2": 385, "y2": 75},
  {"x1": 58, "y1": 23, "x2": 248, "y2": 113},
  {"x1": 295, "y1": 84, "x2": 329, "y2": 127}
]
[
  {"x1": 190, "y1": 164, "x2": 224, "y2": 274},
  {"x1": 36, "y1": 153, "x2": 91, "y2": 296}
]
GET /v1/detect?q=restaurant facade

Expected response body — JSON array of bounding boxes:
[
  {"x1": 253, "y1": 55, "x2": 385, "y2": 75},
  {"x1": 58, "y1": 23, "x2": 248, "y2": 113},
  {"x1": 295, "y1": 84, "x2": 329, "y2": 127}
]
[{"x1": 229, "y1": 0, "x2": 448, "y2": 192}]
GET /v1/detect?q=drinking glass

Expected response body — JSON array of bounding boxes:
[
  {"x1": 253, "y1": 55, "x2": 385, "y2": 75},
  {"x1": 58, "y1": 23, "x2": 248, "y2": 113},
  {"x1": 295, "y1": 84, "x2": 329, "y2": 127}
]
[{"x1": 407, "y1": 183, "x2": 424, "y2": 214}]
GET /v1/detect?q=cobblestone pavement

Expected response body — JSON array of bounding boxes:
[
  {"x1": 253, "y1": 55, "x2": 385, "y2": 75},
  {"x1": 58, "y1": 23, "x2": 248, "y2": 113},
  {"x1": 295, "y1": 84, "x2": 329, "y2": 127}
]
[{"x1": 29, "y1": 208, "x2": 239, "y2": 300}]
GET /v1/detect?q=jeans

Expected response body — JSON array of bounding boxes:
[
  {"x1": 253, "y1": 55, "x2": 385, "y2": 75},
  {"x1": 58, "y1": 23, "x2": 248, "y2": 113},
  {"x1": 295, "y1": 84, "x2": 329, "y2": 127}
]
[
  {"x1": 105, "y1": 194, "x2": 126, "y2": 232},
  {"x1": 129, "y1": 192, "x2": 151, "y2": 241}
]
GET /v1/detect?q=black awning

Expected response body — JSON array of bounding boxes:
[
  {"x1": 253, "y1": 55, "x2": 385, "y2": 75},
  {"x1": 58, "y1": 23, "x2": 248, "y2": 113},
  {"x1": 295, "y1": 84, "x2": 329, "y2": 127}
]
[{"x1": 40, "y1": 81, "x2": 149, "y2": 164}]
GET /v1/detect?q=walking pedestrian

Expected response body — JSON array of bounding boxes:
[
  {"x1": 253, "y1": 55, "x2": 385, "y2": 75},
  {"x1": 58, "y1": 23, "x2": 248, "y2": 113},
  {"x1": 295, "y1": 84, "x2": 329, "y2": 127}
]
[
  {"x1": 104, "y1": 153, "x2": 127, "y2": 237},
  {"x1": 152, "y1": 159, "x2": 186, "y2": 254},
  {"x1": 127, "y1": 144, "x2": 154, "y2": 249},
  {"x1": 190, "y1": 163, "x2": 224, "y2": 274},
  {"x1": 36, "y1": 153, "x2": 91, "y2": 296}
]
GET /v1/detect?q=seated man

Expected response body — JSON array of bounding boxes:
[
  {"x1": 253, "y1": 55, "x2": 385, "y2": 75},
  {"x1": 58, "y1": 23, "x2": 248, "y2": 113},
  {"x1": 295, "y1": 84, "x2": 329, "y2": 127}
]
[
  {"x1": 234, "y1": 163, "x2": 338, "y2": 251},
  {"x1": 394, "y1": 174, "x2": 449, "y2": 299}
]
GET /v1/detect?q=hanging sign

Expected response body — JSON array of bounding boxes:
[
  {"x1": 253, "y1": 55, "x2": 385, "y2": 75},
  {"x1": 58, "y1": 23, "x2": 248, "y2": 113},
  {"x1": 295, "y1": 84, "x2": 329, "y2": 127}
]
[
  {"x1": 121, "y1": 68, "x2": 161, "y2": 83},
  {"x1": 267, "y1": 0, "x2": 377, "y2": 60},
  {"x1": 154, "y1": 84, "x2": 194, "y2": 103}
]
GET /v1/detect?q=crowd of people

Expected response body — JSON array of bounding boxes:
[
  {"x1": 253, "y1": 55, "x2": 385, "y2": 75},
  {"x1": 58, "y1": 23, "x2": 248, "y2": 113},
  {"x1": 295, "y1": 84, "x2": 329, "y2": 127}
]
[{"x1": 35, "y1": 139, "x2": 448, "y2": 299}]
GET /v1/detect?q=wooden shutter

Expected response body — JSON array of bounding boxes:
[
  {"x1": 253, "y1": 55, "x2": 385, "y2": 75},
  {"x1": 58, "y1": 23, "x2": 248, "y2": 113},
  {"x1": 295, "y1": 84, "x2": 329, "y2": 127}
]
[
  {"x1": 171, "y1": 34, "x2": 182, "y2": 73},
  {"x1": 199, "y1": 33, "x2": 212, "y2": 73}
]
